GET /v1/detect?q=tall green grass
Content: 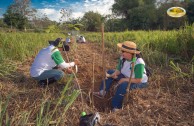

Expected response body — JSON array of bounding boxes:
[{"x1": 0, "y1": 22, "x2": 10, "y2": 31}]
[
  {"x1": 0, "y1": 33, "x2": 64, "y2": 61},
  {"x1": 0, "y1": 59, "x2": 18, "y2": 78},
  {"x1": 84, "y1": 27, "x2": 194, "y2": 65},
  {"x1": 0, "y1": 95, "x2": 11, "y2": 126},
  {"x1": 0, "y1": 32, "x2": 66, "y2": 78},
  {"x1": 0, "y1": 28, "x2": 193, "y2": 77},
  {"x1": 1, "y1": 28, "x2": 193, "y2": 65},
  {"x1": 35, "y1": 81, "x2": 79, "y2": 125}
]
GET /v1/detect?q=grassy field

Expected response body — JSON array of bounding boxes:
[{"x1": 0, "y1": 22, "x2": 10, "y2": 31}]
[
  {"x1": 1, "y1": 27, "x2": 193, "y2": 63},
  {"x1": 84, "y1": 27, "x2": 194, "y2": 65},
  {"x1": 0, "y1": 28, "x2": 194, "y2": 125}
]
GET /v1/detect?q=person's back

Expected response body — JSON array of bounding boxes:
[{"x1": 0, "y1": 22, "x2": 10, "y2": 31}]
[
  {"x1": 30, "y1": 45, "x2": 56, "y2": 77},
  {"x1": 30, "y1": 37, "x2": 80, "y2": 87}
]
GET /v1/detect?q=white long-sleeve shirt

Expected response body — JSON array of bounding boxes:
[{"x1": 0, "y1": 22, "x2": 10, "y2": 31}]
[{"x1": 30, "y1": 45, "x2": 74, "y2": 77}]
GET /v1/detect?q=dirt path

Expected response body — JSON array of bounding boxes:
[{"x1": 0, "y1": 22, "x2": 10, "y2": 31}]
[{"x1": 69, "y1": 42, "x2": 119, "y2": 111}]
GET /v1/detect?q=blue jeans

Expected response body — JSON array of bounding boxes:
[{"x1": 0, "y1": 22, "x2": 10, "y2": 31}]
[
  {"x1": 99, "y1": 69, "x2": 148, "y2": 109},
  {"x1": 33, "y1": 69, "x2": 64, "y2": 81}
]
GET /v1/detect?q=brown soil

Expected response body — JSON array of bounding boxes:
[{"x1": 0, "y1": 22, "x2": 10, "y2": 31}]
[{"x1": 0, "y1": 42, "x2": 194, "y2": 126}]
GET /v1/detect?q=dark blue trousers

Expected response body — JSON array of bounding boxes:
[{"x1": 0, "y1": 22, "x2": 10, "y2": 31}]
[{"x1": 99, "y1": 69, "x2": 148, "y2": 109}]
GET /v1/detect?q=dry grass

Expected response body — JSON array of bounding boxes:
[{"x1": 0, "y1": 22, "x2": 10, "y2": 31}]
[{"x1": 0, "y1": 42, "x2": 193, "y2": 126}]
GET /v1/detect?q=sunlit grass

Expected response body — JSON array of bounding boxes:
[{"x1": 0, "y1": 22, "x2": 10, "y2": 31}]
[
  {"x1": 0, "y1": 33, "x2": 64, "y2": 61},
  {"x1": 0, "y1": 27, "x2": 194, "y2": 125},
  {"x1": 84, "y1": 27, "x2": 194, "y2": 65}
]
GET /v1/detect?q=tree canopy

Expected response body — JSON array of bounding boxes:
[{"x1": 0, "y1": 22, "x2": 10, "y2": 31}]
[
  {"x1": 3, "y1": 0, "x2": 36, "y2": 30},
  {"x1": 187, "y1": 1, "x2": 194, "y2": 24},
  {"x1": 81, "y1": 11, "x2": 103, "y2": 32},
  {"x1": 1, "y1": 0, "x2": 194, "y2": 32},
  {"x1": 3, "y1": 6, "x2": 27, "y2": 29}
]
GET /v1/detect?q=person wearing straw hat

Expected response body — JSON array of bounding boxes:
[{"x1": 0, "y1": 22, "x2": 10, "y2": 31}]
[
  {"x1": 30, "y1": 38, "x2": 79, "y2": 87},
  {"x1": 93, "y1": 41, "x2": 148, "y2": 111}
]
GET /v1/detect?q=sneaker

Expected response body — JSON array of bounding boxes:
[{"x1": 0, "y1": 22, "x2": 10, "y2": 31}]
[
  {"x1": 112, "y1": 108, "x2": 119, "y2": 112},
  {"x1": 93, "y1": 90, "x2": 106, "y2": 99},
  {"x1": 39, "y1": 81, "x2": 47, "y2": 88}
]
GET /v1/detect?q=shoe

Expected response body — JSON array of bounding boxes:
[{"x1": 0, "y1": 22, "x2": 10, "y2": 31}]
[
  {"x1": 93, "y1": 90, "x2": 106, "y2": 99},
  {"x1": 39, "y1": 81, "x2": 47, "y2": 88},
  {"x1": 38, "y1": 78, "x2": 56, "y2": 87},
  {"x1": 112, "y1": 108, "x2": 119, "y2": 112}
]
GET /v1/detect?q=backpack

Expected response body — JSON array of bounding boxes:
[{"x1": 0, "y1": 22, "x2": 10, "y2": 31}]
[
  {"x1": 145, "y1": 66, "x2": 152, "y2": 77},
  {"x1": 138, "y1": 50, "x2": 152, "y2": 77},
  {"x1": 79, "y1": 113, "x2": 100, "y2": 126}
]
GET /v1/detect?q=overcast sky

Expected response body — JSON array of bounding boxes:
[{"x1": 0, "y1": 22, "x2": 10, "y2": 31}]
[{"x1": 0, "y1": 0, "x2": 115, "y2": 22}]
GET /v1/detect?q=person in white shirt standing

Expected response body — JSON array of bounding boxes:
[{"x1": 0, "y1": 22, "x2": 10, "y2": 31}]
[{"x1": 30, "y1": 38, "x2": 79, "y2": 87}]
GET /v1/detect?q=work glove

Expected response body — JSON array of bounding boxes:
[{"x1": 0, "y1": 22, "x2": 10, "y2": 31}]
[
  {"x1": 65, "y1": 68, "x2": 73, "y2": 74},
  {"x1": 106, "y1": 72, "x2": 118, "y2": 79},
  {"x1": 74, "y1": 59, "x2": 80, "y2": 65}
]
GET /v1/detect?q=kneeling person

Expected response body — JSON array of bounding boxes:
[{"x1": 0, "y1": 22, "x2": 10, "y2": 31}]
[
  {"x1": 30, "y1": 38, "x2": 79, "y2": 87},
  {"x1": 93, "y1": 41, "x2": 148, "y2": 111}
]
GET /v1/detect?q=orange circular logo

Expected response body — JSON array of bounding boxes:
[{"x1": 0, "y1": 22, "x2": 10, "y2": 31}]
[{"x1": 167, "y1": 7, "x2": 186, "y2": 18}]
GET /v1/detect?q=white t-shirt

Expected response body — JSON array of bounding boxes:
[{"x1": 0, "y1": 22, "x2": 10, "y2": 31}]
[
  {"x1": 119, "y1": 57, "x2": 148, "y2": 83},
  {"x1": 30, "y1": 45, "x2": 75, "y2": 77}
]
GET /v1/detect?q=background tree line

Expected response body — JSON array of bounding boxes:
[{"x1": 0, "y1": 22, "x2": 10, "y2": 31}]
[{"x1": 0, "y1": 0, "x2": 194, "y2": 32}]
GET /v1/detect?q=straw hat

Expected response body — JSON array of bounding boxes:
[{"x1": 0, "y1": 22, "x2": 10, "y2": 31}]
[{"x1": 117, "y1": 41, "x2": 140, "y2": 54}]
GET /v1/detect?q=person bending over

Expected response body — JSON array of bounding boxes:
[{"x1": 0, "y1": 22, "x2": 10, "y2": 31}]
[{"x1": 30, "y1": 38, "x2": 79, "y2": 87}]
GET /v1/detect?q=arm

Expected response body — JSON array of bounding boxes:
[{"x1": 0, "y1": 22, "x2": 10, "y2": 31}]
[
  {"x1": 106, "y1": 57, "x2": 122, "y2": 79},
  {"x1": 106, "y1": 69, "x2": 120, "y2": 79},
  {"x1": 118, "y1": 78, "x2": 142, "y2": 84},
  {"x1": 111, "y1": 70, "x2": 120, "y2": 78},
  {"x1": 107, "y1": 58, "x2": 122, "y2": 78},
  {"x1": 51, "y1": 49, "x2": 75, "y2": 69},
  {"x1": 58, "y1": 61, "x2": 75, "y2": 69}
]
